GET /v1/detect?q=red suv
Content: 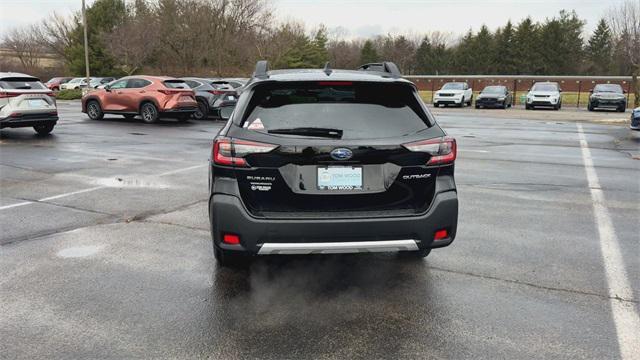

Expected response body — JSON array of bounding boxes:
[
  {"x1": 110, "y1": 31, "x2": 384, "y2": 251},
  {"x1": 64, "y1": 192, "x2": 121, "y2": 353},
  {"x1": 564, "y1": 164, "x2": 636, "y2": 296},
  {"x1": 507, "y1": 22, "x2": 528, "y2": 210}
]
[
  {"x1": 45, "y1": 77, "x2": 73, "y2": 91},
  {"x1": 81, "y1": 76, "x2": 197, "y2": 123}
]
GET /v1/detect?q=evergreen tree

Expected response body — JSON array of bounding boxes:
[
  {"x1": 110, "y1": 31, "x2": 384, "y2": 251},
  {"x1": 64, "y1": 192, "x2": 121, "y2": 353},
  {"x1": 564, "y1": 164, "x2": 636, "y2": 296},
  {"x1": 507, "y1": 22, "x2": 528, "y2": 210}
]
[
  {"x1": 455, "y1": 29, "x2": 476, "y2": 74},
  {"x1": 586, "y1": 19, "x2": 613, "y2": 75},
  {"x1": 360, "y1": 40, "x2": 379, "y2": 64},
  {"x1": 415, "y1": 36, "x2": 433, "y2": 74},
  {"x1": 513, "y1": 17, "x2": 542, "y2": 74},
  {"x1": 494, "y1": 21, "x2": 517, "y2": 74},
  {"x1": 472, "y1": 25, "x2": 495, "y2": 74},
  {"x1": 65, "y1": 0, "x2": 127, "y2": 75}
]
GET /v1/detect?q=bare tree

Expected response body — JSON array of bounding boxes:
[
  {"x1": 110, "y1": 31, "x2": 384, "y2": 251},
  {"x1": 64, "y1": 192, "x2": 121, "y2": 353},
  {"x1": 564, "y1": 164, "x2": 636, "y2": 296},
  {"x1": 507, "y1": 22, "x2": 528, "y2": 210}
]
[
  {"x1": 608, "y1": 0, "x2": 640, "y2": 106},
  {"x1": 35, "y1": 12, "x2": 76, "y2": 64},
  {"x1": 2, "y1": 25, "x2": 43, "y2": 72}
]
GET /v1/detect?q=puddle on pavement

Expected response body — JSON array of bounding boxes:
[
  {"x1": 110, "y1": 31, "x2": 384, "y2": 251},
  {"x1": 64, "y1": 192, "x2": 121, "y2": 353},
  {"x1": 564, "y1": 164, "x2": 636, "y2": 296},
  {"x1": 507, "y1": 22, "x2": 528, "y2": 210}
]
[
  {"x1": 95, "y1": 176, "x2": 171, "y2": 189},
  {"x1": 57, "y1": 245, "x2": 103, "y2": 258}
]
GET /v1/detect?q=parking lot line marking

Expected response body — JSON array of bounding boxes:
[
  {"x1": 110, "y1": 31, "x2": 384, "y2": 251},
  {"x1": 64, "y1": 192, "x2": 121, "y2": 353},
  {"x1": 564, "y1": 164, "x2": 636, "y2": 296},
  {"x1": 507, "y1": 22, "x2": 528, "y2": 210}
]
[
  {"x1": 157, "y1": 164, "x2": 207, "y2": 177},
  {"x1": 577, "y1": 123, "x2": 640, "y2": 360},
  {"x1": 0, "y1": 164, "x2": 207, "y2": 212},
  {"x1": 0, "y1": 201, "x2": 32, "y2": 211},
  {"x1": 38, "y1": 186, "x2": 104, "y2": 202}
]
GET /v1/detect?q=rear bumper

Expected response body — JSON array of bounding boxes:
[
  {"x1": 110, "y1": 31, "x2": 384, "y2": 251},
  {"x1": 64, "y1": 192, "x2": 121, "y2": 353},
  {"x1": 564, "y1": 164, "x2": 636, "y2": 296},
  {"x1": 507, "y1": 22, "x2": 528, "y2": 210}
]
[
  {"x1": 160, "y1": 107, "x2": 197, "y2": 117},
  {"x1": 0, "y1": 114, "x2": 58, "y2": 129},
  {"x1": 210, "y1": 190, "x2": 458, "y2": 255}
]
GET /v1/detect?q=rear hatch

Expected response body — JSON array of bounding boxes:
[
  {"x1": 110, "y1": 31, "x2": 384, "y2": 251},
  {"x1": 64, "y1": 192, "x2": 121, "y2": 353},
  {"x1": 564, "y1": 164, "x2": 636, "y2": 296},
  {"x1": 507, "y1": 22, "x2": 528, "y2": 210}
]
[
  {"x1": 0, "y1": 77, "x2": 57, "y2": 116},
  {"x1": 161, "y1": 80, "x2": 197, "y2": 108},
  {"x1": 222, "y1": 81, "x2": 449, "y2": 218}
]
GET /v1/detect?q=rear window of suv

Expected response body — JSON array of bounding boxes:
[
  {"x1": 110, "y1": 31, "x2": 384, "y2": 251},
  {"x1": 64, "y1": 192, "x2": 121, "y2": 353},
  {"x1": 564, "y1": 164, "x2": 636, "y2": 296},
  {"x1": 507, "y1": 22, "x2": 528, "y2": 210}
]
[
  {"x1": 0, "y1": 77, "x2": 46, "y2": 90},
  {"x1": 163, "y1": 80, "x2": 189, "y2": 89},
  {"x1": 242, "y1": 82, "x2": 431, "y2": 140}
]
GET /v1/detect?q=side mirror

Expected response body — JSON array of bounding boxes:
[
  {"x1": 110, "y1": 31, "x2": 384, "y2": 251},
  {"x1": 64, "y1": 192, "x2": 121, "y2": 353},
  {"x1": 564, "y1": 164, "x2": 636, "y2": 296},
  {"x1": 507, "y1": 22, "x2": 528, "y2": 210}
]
[
  {"x1": 104, "y1": 85, "x2": 111, "y2": 92},
  {"x1": 219, "y1": 106, "x2": 235, "y2": 120}
]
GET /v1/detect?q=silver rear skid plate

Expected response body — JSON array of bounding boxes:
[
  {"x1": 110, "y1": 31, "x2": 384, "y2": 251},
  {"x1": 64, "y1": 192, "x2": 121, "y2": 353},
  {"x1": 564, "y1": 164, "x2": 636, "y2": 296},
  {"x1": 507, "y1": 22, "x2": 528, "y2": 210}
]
[{"x1": 257, "y1": 240, "x2": 419, "y2": 255}]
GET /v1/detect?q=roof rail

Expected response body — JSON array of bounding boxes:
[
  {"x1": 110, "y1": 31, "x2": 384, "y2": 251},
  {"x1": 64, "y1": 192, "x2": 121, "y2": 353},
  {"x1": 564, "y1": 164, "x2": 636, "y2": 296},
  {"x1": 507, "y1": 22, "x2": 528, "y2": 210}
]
[
  {"x1": 253, "y1": 60, "x2": 269, "y2": 79},
  {"x1": 357, "y1": 62, "x2": 402, "y2": 78}
]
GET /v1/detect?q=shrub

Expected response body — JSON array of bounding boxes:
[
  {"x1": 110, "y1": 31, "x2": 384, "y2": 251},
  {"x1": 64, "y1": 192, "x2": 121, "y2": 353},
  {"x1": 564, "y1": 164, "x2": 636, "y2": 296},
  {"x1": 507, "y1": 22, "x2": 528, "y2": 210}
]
[{"x1": 55, "y1": 89, "x2": 83, "y2": 100}]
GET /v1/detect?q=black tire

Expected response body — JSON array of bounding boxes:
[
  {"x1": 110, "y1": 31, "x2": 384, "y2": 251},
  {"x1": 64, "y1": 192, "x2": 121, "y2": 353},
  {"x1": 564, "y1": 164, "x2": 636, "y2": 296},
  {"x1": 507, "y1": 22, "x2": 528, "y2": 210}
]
[
  {"x1": 33, "y1": 123, "x2": 54, "y2": 135},
  {"x1": 618, "y1": 105, "x2": 626, "y2": 112},
  {"x1": 140, "y1": 102, "x2": 159, "y2": 123},
  {"x1": 86, "y1": 100, "x2": 104, "y2": 120},
  {"x1": 525, "y1": 104, "x2": 532, "y2": 110},
  {"x1": 399, "y1": 248, "x2": 431, "y2": 259},
  {"x1": 123, "y1": 114, "x2": 135, "y2": 120},
  {"x1": 194, "y1": 100, "x2": 209, "y2": 120},
  {"x1": 433, "y1": 103, "x2": 439, "y2": 108},
  {"x1": 475, "y1": 105, "x2": 480, "y2": 109},
  {"x1": 558, "y1": 102, "x2": 562, "y2": 110},
  {"x1": 554, "y1": 104, "x2": 560, "y2": 111},
  {"x1": 457, "y1": 101, "x2": 463, "y2": 108},
  {"x1": 213, "y1": 245, "x2": 250, "y2": 268}
]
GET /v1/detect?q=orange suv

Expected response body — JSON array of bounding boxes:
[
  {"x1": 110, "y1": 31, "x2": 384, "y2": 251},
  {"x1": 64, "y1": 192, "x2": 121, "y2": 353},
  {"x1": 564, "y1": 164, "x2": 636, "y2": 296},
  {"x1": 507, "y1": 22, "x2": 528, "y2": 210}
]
[{"x1": 82, "y1": 76, "x2": 197, "y2": 123}]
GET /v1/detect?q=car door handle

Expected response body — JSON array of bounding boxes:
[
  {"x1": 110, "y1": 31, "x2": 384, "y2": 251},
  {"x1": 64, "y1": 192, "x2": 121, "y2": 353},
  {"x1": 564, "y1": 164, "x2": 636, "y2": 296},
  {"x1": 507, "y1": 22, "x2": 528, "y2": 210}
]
[{"x1": 139, "y1": 90, "x2": 145, "y2": 94}]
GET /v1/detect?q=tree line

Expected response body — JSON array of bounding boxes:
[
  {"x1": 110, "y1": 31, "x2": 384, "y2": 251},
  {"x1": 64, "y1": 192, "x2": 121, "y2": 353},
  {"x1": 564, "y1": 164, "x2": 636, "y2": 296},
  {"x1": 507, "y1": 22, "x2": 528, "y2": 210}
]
[{"x1": 1, "y1": 0, "x2": 638, "y2": 84}]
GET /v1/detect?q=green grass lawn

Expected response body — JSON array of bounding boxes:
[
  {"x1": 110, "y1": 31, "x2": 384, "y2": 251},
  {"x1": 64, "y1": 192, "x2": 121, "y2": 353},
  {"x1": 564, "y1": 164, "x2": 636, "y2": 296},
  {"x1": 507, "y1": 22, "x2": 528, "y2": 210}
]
[{"x1": 419, "y1": 90, "x2": 636, "y2": 108}]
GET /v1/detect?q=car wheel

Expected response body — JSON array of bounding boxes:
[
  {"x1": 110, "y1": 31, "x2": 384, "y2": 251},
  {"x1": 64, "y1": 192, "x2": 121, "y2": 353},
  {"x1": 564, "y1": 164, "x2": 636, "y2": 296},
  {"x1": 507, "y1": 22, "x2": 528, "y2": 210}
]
[
  {"x1": 475, "y1": 105, "x2": 480, "y2": 109},
  {"x1": 86, "y1": 100, "x2": 104, "y2": 120},
  {"x1": 194, "y1": 100, "x2": 208, "y2": 120},
  {"x1": 123, "y1": 114, "x2": 135, "y2": 120},
  {"x1": 33, "y1": 123, "x2": 54, "y2": 135},
  {"x1": 433, "y1": 103, "x2": 439, "y2": 108},
  {"x1": 588, "y1": 103, "x2": 594, "y2": 111},
  {"x1": 213, "y1": 245, "x2": 250, "y2": 268},
  {"x1": 618, "y1": 105, "x2": 626, "y2": 112},
  {"x1": 399, "y1": 248, "x2": 431, "y2": 259},
  {"x1": 525, "y1": 104, "x2": 532, "y2": 110},
  {"x1": 554, "y1": 104, "x2": 560, "y2": 111},
  {"x1": 140, "y1": 102, "x2": 159, "y2": 123}
]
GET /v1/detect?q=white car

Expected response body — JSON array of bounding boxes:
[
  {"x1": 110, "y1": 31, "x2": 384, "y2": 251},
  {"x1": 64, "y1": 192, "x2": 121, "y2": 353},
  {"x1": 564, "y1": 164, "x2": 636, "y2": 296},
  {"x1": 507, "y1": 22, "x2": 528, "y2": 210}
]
[
  {"x1": 60, "y1": 77, "x2": 91, "y2": 90},
  {"x1": 526, "y1": 82, "x2": 562, "y2": 110},
  {"x1": 434, "y1": 82, "x2": 473, "y2": 107},
  {"x1": 0, "y1": 72, "x2": 58, "y2": 135}
]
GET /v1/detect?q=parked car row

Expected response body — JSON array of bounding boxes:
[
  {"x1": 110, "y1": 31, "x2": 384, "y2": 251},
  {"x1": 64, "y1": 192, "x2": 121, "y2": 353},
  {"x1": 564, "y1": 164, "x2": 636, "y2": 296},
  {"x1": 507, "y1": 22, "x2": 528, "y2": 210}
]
[{"x1": 433, "y1": 81, "x2": 628, "y2": 112}]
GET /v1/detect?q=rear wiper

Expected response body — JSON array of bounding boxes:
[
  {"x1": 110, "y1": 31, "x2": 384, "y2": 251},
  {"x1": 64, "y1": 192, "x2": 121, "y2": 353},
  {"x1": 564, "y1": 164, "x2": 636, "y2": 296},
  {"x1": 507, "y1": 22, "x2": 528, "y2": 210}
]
[{"x1": 267, "y1": 127, "x2": 343, "y2": 139}]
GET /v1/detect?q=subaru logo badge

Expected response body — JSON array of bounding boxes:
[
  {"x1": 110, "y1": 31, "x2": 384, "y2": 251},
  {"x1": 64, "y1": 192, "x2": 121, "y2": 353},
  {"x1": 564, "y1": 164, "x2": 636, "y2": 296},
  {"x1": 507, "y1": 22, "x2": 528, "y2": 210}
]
[{"x1": 330, "y1": 148, "x2": 353, "y2": 161}]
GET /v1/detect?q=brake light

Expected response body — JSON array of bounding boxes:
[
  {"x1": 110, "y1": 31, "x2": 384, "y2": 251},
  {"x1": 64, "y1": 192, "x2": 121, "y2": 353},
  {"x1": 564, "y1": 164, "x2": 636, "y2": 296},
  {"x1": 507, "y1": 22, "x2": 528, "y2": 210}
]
[
  {"x1": 0, "y1": 92, "x2": 19, "y2": 98},
  {"x1": 158, "y1": 89, "x2": 181, "y2": 95},
  {"x1": 207, "y1": 90, "x2": 225, "y2": 95},
  {"x1": 212, "y1": 137, "x2": 278, "y2": 167},
  {"x1": 403, "y1": 136, "x2": 457, "y2": 165},
  {"x1": 434, "y1": 229, "x2": 448, "y2": 240},
  {"x1": 222, "y1": 233, "x2": 240, "y2": 245}
]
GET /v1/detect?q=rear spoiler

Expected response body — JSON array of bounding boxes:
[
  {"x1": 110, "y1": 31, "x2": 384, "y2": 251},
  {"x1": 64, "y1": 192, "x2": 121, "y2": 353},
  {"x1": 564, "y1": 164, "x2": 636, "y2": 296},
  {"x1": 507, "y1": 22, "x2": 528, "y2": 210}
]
[{"x1": 357, "y1": 62, "x2": 402, "y2": 78}]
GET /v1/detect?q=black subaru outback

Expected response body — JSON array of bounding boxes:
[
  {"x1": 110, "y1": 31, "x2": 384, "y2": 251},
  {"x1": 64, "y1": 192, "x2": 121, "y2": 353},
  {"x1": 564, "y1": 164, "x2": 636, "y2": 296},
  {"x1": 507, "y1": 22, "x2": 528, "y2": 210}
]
[{"x1": 209, "y1": 61, "x2": 458, "y2": 266}]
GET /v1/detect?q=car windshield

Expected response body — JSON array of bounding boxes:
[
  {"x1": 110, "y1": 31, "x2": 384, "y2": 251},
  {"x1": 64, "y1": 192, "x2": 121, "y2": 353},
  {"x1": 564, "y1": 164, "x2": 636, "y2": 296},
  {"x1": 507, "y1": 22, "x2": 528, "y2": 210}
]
[
  {"x1": 532, "y1": 84, "x2": 558, "y2": 92},
  {"x1": 442, "y1": 83, "x2": 464, "y2": 90},
  {"x1": 594, "y1": 84, "x2": 622, "y2": 93},
  {"x1": 243, "y1": 82, "x2": 430, "y2": 140},
  {"x1": 482, "y1": 86, "x2": 504, "y2": 94},
  {"x1": 0, "y1": 78, "x2": 46, "y2": 90}
]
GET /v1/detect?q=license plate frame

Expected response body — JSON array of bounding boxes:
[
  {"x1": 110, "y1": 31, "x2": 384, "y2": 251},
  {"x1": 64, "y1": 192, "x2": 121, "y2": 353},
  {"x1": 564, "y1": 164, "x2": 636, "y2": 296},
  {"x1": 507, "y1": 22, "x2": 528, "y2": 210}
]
[{"x1": 317, "y1": 166, "x2": 363, "y2": 191}]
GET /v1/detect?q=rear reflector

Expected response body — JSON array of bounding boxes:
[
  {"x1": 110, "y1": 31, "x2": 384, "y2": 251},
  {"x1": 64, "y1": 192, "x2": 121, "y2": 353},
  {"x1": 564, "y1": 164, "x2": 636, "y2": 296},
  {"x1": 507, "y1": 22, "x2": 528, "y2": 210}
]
[
  {"x1": 222, "y1": 234, "x2": 240, "y2": 245},
  {"x1": 434, "y1": 229, "x2": 448, "y2": 240},
  {"x1": 212, "y1": 137, "x2": 278, "y2": 167},
  {"x1": 403, "y1": 136, "x2": 457, "y2": 165}
]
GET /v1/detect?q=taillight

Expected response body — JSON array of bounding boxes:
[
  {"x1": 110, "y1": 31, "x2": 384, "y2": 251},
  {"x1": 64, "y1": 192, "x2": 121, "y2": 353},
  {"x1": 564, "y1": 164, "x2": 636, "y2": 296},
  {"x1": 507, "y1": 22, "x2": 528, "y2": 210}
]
[
  {"x1": 0, "y1": 92, "x2": 19, "y2": 98},
  {"x1": 158, "y1": 89, "x2": 180, "y2": 95},
  {"x1": 403, "y1": 136, "x2": 457, "y2": 165},
  {"x1": 212, "y1": 137, "x2": 278, "y2": 167},
  {"x1": 207, "y1": 90, "x2": 225, "y2": 95}
]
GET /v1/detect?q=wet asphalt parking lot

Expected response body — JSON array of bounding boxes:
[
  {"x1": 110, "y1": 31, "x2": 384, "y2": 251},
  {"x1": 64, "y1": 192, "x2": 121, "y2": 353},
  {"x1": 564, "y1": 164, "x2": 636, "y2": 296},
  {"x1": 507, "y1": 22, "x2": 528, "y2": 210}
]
[{"x1": 1, "y1": 101, "x2": 639, "y2": 359}]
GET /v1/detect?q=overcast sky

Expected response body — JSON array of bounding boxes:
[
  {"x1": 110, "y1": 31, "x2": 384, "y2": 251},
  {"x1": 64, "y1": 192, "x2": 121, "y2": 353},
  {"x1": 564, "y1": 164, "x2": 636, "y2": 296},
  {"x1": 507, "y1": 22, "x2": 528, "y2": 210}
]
[{"x1": 0, "y1": 0, "x2": 625, "y2": 38}]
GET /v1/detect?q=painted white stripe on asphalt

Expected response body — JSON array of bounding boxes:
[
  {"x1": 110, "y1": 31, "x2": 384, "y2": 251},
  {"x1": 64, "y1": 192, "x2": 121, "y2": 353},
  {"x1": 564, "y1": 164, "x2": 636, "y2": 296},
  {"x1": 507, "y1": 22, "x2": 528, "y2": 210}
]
[
  {"x1": 0, "y1": 201, "x2": 32, "y2": 211},
  {"x1": 0, "y1": 164, "x2": 207, "y2": 211},
  {"x1": 577, "y1": 122, "x2": 640, "y2": 360},
  {"x1": 157, "y1": 164, "x2": 206, "y2": 177},
  {"x1": 458, "y1": 149, "x2": 489, "y2": 153}
]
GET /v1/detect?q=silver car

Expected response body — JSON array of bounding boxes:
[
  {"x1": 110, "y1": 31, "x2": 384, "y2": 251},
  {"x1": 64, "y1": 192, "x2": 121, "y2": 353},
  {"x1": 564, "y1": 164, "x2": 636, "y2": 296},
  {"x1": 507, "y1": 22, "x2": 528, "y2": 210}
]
[
  {"x1": 60, "y1": 77, "x2": 91, "y2": 90},
  {"x1": 0, "y1": 72, "x2": 58, "y2": 135}
]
